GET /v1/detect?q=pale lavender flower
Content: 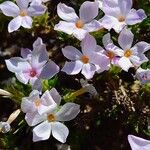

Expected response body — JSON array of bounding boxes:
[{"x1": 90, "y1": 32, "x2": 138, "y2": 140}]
[
  {"x1": 97, "y1": 33, "x2": 120, "y2": 67},
  {"x1": 0, "y1": 0, "x2": 46, "y2": 32},
  {"x1": 54, "y1": 1, "x2": 102, "y2": 40},
  {"x1": 111, "y1": 28, "x2": 150, "y2": 71},
  {"x1": 5, "y1": 38, "x2": 59, "y2": 91},
  {"x1": 61, "y1": 34, "x2": 109, "y2": 79},
  {"x1": 136, "y1": 67, "x2": 150, "y2": 84},
  {"x1": 22, "y1": 88, "x2": 80, "y2": 142},
  {"x1": 128, "y1": 135, "x2": 150, "y2": 150},
  {"x1": 21, "y1": 88, "x2": 61, "y2": 126},
  {"x1": 100, "y1": 0, "x2": 147, "y2": 33}
]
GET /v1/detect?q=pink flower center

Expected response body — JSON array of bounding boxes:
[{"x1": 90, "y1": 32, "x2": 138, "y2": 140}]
[
  {"x1": 34, "y1": 99, "x2": 41, "y2": 107},
  {"x1": 124, "y1": 49, "x2": 132, "y2": 57},
  {"x1": 30, "y1": 69, "x2": 37, "y2": 77},
  {"x1": 80, "y1": 55, "x2": 89, "y2": 64},
  {"x1": 76, "y1": 19, "x2": 84, "y2": 28},
  {"x1": 47, "y1": 114, "x2": 56, "y2": 122},
  {"x1": 20, "y1": 10, "x2": 28, "y2": 17},
  {"x1": 117, "y1": 16, "x2": 125, "y2": 22}
]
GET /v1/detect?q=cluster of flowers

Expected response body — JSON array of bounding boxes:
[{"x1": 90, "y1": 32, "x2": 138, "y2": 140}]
[{"x1": 0, "y1": 0, "x2": 150, "y2": 148}]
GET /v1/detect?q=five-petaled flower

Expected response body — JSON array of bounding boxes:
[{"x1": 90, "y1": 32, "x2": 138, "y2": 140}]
[
  {"x1": 0, "y1": 0, "x2": 46, "y2": 32},
  {"x1": 100, "y1": 0, "x2": 147, "y2": 33},
  {"x1": 54, "y1": 1, "x2": 102, "y2": 40},
  {"x1": 21, "y1": 88, "x2": 80, "y2": 143},
  {"x1": 5, "y1": 38, "x2": 59, "y2": 91},
  {"x1": 61, "y1": 34, "x2": 109, "y2": 79},
  {"x1": 109, "y1": 28, "x2": 150, "y2": 71}
]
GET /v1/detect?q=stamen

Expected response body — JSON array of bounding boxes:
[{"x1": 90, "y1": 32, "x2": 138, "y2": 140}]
[
  {"x1": 34, "y1": 99, "x2": 41, "y2": 107},
  {"x1": 80, "y1": 55, "x2": 89, "y2": 64},
  {"x1": 117, "y1": 16, "x2": 125, "y2": 22},
  {"x1": 20, "y1": 10, "x2": 28, "y2": 17},
  {"x1": 47, "y1": 114, "x2": 56, "y2": 122},
  {"x1": 106, "y1": 51, "x2": 115, "y2": 60},
  {"x1": 76, "y1": 20, "x2": 84, "y2": 28},
  {"x1": 124, "y1": 49, "x2": 132, "y2": 57}
]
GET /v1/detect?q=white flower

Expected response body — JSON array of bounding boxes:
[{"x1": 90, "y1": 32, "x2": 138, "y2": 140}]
[{"x1": 54, "y1": 1, "x2": 102, "y2": 40}]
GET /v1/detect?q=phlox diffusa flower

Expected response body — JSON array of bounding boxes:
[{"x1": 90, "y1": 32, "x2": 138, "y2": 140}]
[
  {"x1": 110, "y1": 28, "x2": 150, "y2": 71},
  {"x1": 128, "y1": 135, "x2": 150, "y2": 150},
  {"x1": 100, "y1": 0, "x2": 147, "y2": 33},
  {"x1": 136, "y1": 67, "x2": 150, "y2": 84},
  {"x1": 61, "y1": 34, "x2": 109, "y2": 79},
  {"x1": 54, "y1": 1, "x2": 102, "y2": 40},
  {"x1": 21, "y1": 88, "x2": 80, "y2": 143},
  {"x1": 97, "y1": 33, "x2": 120, "y2": 68},
  {"x1": 21, "y1": 88, "x2": 61, "y2": 126},
  {"x1": 0, "y1": 0, "x2": 46, "y2": 32},
  {"x1": 5, "y1": 38, "x2": 59, "y2": 91}
]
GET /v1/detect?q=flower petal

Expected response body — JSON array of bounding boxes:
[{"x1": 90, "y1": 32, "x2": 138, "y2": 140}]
[
  {"x1": 21, "y1": 48, "x2": 32, "y2": 59},
  {"x1": 56, "y1": 103, "x2": 80, "y2": 122},
  {"x1": 83, "y1": 20, "x2": 102, "y2": 32},
  {"x1": 57, "y1": 3, "x2": 78, "y2": 22},
  {"x1": 81, "y1": 63, "x2": 96, "y2": 79},
  {"x1": 49, "y1": 88, "x2": 61, "y2": 105},
  {"x1": 118, "y1": 28, "x2": 133, "y2": 50},
  {"x1": 33, "y1": 37, "x2": 43, "y2": 49},
  {"x1": 25, "y1": 112, "x2": 45, "y2": 126},
  {"x1": 134, "y1": 41, "x2": 150, "y2": 53},
  {"x1": 79, "y1": 1, "x2": 99, "y2": 23},
  {"x1": 15, "y1": 72, "x2": 30, "y2": 84},
  {"x1": 28, "y1": 4, "x2": 46, "y2": 16},
  {"x1": 54, "y1": 21, "x2": 75, "y2": 35},
  {"x1": 8, "y1": 16, "x2": 22, "y2": 32},
  {"x1": 73, "y1": 28, "x2": 88, "y2": 41},
  {"x1": 62, "y1": 61, "x2": 83, "y2": 75},
  {"x1": 33, "y1": 121, "x2": 51, "y2": 142},
  {"x1": 118, "y1": 57, "x2": 133, "y2": 71},
  {"x1": 16, "y1": 0, "x2": 29, "y2": 10},
  {"x1": 126, "y1": 9, "x2": 147, "y2": 25},
  {"x1": 81, "y1": 34, "x2": 97, "y2": 55},
  {"x1": 0, "y1": 1, "x2": 20, "y2": 17},
  {"x1": 51, "y1": 122, "x2": 69, "y2": 143},
  {"x1": 21, "y1": 16, "x2": 33, "y2": 29},
  {"x1": 39, "y1": 60, "x2": 59, "y2": 79},
  {"x1": 21, "y1": 98, "x2": 34, "y2": 113},
  {"x1": 128, "y1": 135, "x2": 150, "y2": 150},
  {"x1": 5, "y1": 57, "x2": 31, "y2": 73},
  {"x1": 102, "y1": 33, "x2": 113, "y2": 49},
  {"x1": 62, "y1": 46, "x2": 82, "y2": 60}
]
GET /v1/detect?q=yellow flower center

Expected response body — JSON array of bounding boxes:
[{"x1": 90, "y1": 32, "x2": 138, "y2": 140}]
[
  {"x1": 80, "y1": 55, "x2": 89, "y2": 64},
  {"x1": 47, "y1": 114, "x2": 56, "y2": 122},
  {"x1": 106, "y1": 51, "x2": 115, "y2": 60},
  {"x1": 76, "y1": 20, "x2": 84, "y2": 28},
  {"x1": 34, "y1": 99, "x2": 41, "y2": 107},
  {"x1": 117, "y1": 16, "x2": 125, "y2": 22},
  {"x1": 124, "y1": 49, "x2": 132, "y2": 57},
  {"x1": 20, "y1": 10, "x2": 28, "y2": 17}
]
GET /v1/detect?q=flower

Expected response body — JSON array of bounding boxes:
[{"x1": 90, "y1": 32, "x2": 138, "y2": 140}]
[
  {"x1": 97, "y1": 33, "x2": 120, "y2": 68},
  {"x1": 0, "y1": 0, "x2": 46, "y2": 32},
  {"x1": 100, "y1": 0, "x2": 147, "y2": 33},
  {"x1": 0, "y1": 122, "x2": 11, "y2": 133},
  {"x1": 111, "y1": 28, "x2": 150, "y2": 71},
  {"x1": 61, "y1": 34, "x2": 109, "y2": 79},
  {"x1": 5, "y1": 38, "x2": 59, "y2": 91},
  {"x1": 128, "y1": 135, "x2": 150, "y2": 150},
  {"x1": 54, "y1": 1, "x2": 102, "y2": 40},
  {"x1": 21, "y1": 88, "x2": 61, "y2": 126},
  {"x1": 22, "y1": 88, "x2": 80, "y2": 143},
  {"x1": 136, "y1": 67, "x2": 150, "y2": 84}
]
